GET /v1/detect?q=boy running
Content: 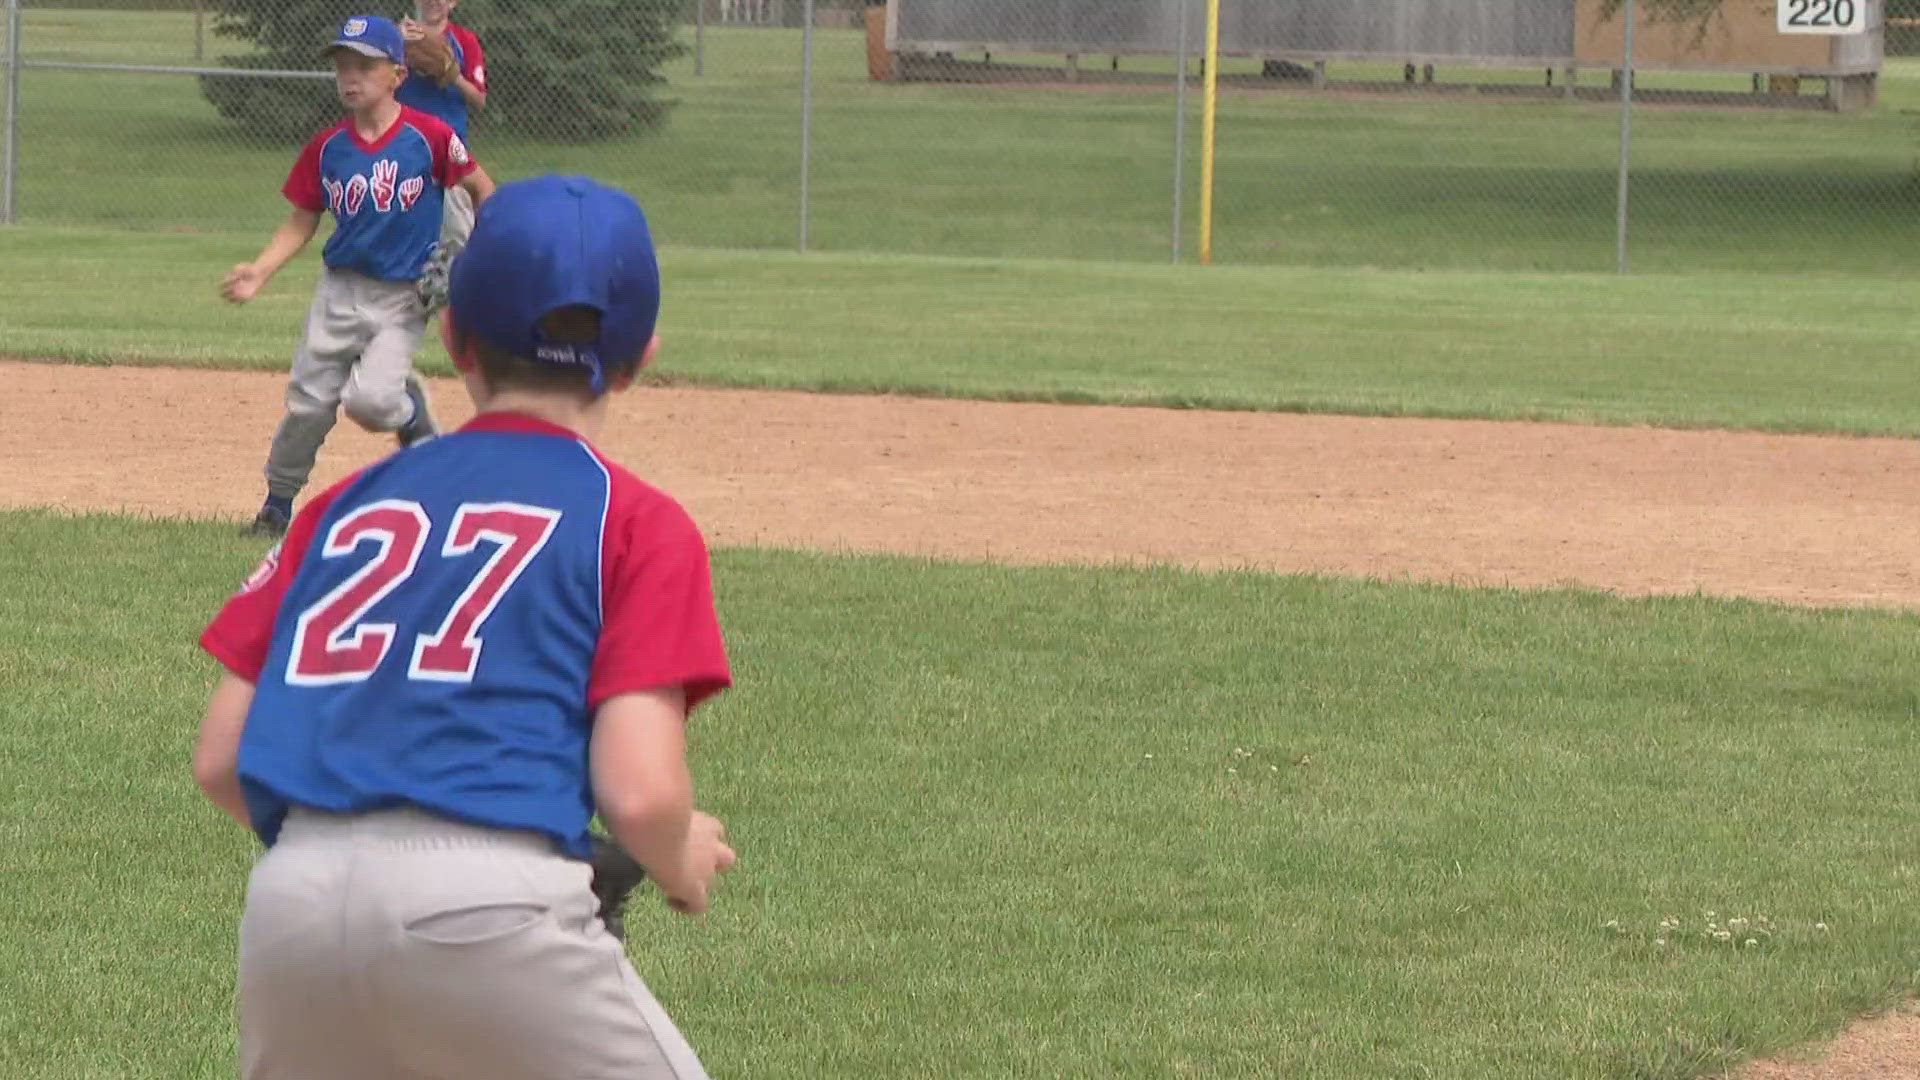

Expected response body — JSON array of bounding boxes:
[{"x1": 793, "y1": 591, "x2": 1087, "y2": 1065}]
[
  {"x1": 397, "y1": 0, "x2": 489, "y2": 248},
  {"x1": 194, "y1": 173, "x2": 737, "y2": 1079},
  {"x1": 223, "y1": 14, "x2": 496, "y2": 538}
]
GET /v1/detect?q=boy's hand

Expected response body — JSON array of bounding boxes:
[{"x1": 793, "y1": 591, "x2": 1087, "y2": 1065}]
[
  {"x1": 657, "y1": 812, "x2": 736, "y2": 916},
  {"x1": 222, "y1": 263, "x2": 268, "y2": 304}
]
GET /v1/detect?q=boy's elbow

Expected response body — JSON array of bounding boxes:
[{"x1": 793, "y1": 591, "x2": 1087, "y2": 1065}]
[
  {"x1": 191, "y1": 747, "x2": 234, "y2": 801},
  {"x1": 598, "y1": 781, "x2": 691, "y2": 838}
]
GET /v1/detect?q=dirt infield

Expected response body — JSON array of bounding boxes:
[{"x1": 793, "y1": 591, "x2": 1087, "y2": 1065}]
[
  {"x1": 4, "y1": 357, "x2": 1919, "y2": 1075},
  {"x1": 5, "y1": 359, "x2": 1918, "y2": 611}
]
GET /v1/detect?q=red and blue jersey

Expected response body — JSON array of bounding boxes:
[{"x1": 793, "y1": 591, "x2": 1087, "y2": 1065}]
[
  {"x1": 394, "y1": 22, "x2": 486, "y2": 143},
  {"x1": 283, "y1": 106, "x2": 477, "y2": 283},
  {"x1": 199, "y1": 412, "x2": 733, "y2": 860}
]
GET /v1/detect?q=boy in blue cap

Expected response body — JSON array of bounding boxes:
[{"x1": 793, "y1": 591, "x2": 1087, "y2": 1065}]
[
  {"x1": 224, "y1": 15, "x2": 497, "y2": 540},
  {"x1": 397, "y1": 0, "x2": 490, "y2": 248},
  {"x1": 194, "y1": 174, "x2": 736, "y2": 1078}
]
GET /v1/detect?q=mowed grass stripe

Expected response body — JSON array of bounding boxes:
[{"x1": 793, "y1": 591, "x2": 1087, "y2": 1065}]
[
  {"x1": 3, "y1": 234, "x2": 1918, "y2": 436},
  {"x1": 3, "y1": 510, "x2": 1917, "y2": 1079}
]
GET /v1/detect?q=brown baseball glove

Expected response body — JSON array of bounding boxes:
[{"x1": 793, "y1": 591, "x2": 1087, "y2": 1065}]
[{"x1": 404, "y1": 26, "x2": 458, "y2": 88}]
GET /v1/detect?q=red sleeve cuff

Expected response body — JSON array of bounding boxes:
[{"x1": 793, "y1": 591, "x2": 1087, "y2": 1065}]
[
  {"x1": 198, "y1": 626, "x2": 264, "y2": 684},
  {"x1": 588, "y1": 671, "x2": 731, "y2": 717},
  {"x1": 282, "y1": 184, "x2": 326, "y2": 213}
]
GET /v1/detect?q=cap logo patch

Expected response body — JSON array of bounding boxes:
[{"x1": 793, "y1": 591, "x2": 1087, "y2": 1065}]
[
  {"x1": 344, "y1": 17, "x2": 367, "y2": 36},
  {"x1": 535, "y1": 343, "x2": 600, "y2": 369}
]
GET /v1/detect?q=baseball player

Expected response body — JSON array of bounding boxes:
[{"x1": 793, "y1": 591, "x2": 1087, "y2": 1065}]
[
  {"x1": 396, "y1": 0, "x2": 488, "y2": 248},
  {"x1": 223, "y1": 14, "x2": 496, "y2": 539},
  {"x1": 193, "y1": 174, "x2": 737, "y2": 1079}
]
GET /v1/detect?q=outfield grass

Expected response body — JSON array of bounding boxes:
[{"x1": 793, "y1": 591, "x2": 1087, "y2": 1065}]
[
  {"x1": 4, "y1": 14, "x2": 1918, "y2": 273},
  {"x1": 3, "y1": 228, "x2": 1918, "y2": 436},
  {"x1": 4, "y1": 509, "x2": 1919, "y2": 1079}
]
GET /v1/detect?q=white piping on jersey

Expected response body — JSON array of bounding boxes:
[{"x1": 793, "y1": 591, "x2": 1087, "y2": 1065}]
[
  {"x1": 396, "y1": 122, "x2": 434, "y2": 161},
  {"x1": 315, "y1": 126, "x2": 351, "y2": 169},
  {"x1": 317, "y1": 121, "x2": 433, "y2": 174},
  {"x1": 576, "y1": 439, "x2": 614, "y2": 628}
]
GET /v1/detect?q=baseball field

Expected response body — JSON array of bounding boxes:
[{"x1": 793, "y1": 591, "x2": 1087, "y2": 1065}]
[{"x1": 5, "y1": 12, "x2": 1920, "y2": 1080}]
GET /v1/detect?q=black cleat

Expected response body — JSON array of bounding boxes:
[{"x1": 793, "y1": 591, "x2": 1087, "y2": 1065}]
[
  {"x1": 248, "y1": 503, "x2": 290, "y2": 538},
  {"x1": 397, "y1": 374, "x2": 440, "y2": 449}
]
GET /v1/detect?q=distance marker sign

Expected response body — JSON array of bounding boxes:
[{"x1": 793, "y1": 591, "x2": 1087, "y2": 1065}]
[{"x1": 1779, "y1": 0, "x2": 1867, "y2": 34}]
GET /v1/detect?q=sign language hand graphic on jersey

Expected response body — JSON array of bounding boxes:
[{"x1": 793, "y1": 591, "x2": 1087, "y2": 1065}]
[{"x1": 370, "y1": 159, "x2": 399, "y2": 212}]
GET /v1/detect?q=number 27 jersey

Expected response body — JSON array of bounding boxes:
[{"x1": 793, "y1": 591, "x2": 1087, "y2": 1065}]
[{"x1": 198, "y1": 412, "x2": 732, "y2": 859}]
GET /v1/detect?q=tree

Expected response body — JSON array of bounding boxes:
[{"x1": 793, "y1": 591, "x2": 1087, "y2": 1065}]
[
  {"x1": 197, "y1": 0, "x2": 349, "y2": 143},
  {"x1": 459, "y1": 0, "x2": 688, "y2": 143},
  {"x1": 199, "y1": 0, "x2": 688, "y2": 144}
]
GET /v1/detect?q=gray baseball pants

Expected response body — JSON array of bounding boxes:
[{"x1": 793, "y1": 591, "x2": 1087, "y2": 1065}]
[
  {"x1": 263, "y1": 268, "x2": 425, "y2": 501},
  {"x1": 443, "y1": 183, "x2": 475, "y2": 250},
  {"x1": 238, "y1": 806, "x2": 713, "y2": 1080}
]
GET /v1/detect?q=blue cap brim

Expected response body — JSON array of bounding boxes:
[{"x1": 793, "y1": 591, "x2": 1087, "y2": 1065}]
[{"x1": 323, "y1": 41, "x2": 395, "y2": 60}]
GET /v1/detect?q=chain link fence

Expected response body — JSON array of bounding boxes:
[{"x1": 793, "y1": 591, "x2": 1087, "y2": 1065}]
[{"x1": 1, "y1": 0, "x2": 1916, "y2": 276}]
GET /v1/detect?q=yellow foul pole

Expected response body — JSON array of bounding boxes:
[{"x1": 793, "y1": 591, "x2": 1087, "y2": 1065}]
[{"x1": 1198, "y1": 0, "x2": 1220, "y2": 265}]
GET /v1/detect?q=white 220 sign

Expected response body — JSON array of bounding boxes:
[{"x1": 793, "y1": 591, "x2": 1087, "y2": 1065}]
[{"x1": 1779, "y1": 0, "x2": 1867, "y2": 34}]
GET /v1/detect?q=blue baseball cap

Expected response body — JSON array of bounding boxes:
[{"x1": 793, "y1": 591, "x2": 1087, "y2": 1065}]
[
  {"x1": 323, "y1": 15, "x2": 405, "y2": 65},
  {"x1": 449, "y1": 175, "x2": 662, "y2": 395}
]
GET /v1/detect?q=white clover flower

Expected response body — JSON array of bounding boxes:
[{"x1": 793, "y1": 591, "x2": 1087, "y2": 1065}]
[
  {"x1": 1816, "y1": 922, "x2": 1829, "y2": 932},
  {"x1": 1655, "y1": 938, "x2": 1668, "y2": 946},
  {"x1": 1714, "y1": 930, "x2": 1733, "y2": 942},
  {"x1": 1744, "y1": 939, "x2": 1758, "y2": 948}
]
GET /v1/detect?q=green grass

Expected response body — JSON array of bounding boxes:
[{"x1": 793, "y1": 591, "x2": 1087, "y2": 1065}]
[
  {"x1": 3, "y1": 230, "x2": 1919, "y2": 435},
  {"x1": 5, "y1": 508, "x2": 1920, "y2": 1078},
  {"x1": 4, "y1": 14, "x2": 1919, "y2": 272}
]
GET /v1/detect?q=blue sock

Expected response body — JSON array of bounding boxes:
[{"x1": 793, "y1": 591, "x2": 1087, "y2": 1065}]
[{"x1": 263, "y1": 494, "x2": 293, "y2": 517}]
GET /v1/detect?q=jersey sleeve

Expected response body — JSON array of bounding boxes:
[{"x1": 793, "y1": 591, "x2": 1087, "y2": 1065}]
[
  {"x1": 451, "y1": 25, "x2": 486, "y2": 92},
  {"x1": 430, "y1": 119, "x2": 479, "y2": 190},
  {"x1": 588, "y1": 487, "x2": 732, "y2": 716},
  {"x1": 197, "y1": 481, "x2": 352, "y2": 682},
  {"x1": 281, "y1": 130, "x2": 330, "y2": 212}
]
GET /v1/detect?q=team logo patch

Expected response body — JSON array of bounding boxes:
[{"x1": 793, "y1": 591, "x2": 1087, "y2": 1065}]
[
  {"x1": 344, "y1": 17, "x2": 367, "y2": 36},
  {"x1": 239, "y1": 543, "x2": 282, "y2": 594},
  {"x1": 448, "y1": 133, "x2": 470, "y2": 166}
]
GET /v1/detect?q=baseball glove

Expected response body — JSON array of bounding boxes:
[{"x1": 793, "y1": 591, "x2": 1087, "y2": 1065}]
[
  {"x1": 589, "y1": 833, "x2": 649, "y2": 943},
  {"x1": 416, "y1": 239, "x2": 457, "y2": 316},
  {"x1": 405, "y1": 28, "x2": 458, "y2": 87}
]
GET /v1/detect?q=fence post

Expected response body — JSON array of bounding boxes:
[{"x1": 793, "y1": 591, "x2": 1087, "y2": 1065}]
[
  {"x1": 2, "y1": 0, "x2": 21, "y2": 225},
  {"x1": 1615, "y1": 0, "x2": 1635, "y2": 274},
  {"x1": 798, "y1": 0, "x2": 813, "y2": 252},
  {"x1": 695, "y1": 0, "x2": 705, "y2": 76},
  {"x1": 1171, "y1": 0, "x2": 1190, "y2": 263},
  {"x1": 1198, "y1": 0, "x2": 1219, "y2": 265}
]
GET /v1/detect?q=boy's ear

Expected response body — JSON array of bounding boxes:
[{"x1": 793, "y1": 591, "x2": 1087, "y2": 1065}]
[
  {"x1": 440, "y1": 308, "x2": 475, "y2": 372},
  {"x1": 605, "y1": 336, "x2": 658, "y2": 394}
]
